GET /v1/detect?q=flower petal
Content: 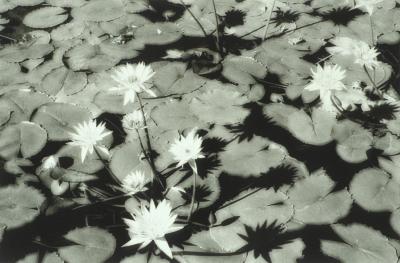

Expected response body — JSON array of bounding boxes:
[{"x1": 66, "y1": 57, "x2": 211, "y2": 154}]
[{"x1": 154, "y1": 238, "x2": 173, "y2": 259}]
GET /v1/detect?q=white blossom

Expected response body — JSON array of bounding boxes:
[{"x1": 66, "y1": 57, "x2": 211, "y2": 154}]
[
  {"x1": 110, "y1": 62, "x2": 156, "y2": 105},
  {"x1": 169, "y1": 128, "x2": 204, "y2": 167},
  {"x1": 67, "y1": 120, "x2": 112, "y2": 162},
  {"x1": 123, "y1": 199, "x2": 183, "y2": 258}
]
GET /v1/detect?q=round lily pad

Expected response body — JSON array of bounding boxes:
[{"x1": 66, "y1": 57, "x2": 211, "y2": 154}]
[
  {"x1": 23, "y1": 7, "x2": 68, "y2": 29},
  {"x1": 0, "y1": 184, "x2": 45, "y2": 229}
]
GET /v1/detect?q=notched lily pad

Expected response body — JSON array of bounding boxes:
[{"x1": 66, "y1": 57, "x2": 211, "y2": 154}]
[
  {"x1": 58, "y1": 227, "x2": 116, "y2": 263},
  {"x1": 31, "y1": 102, "x2": 92, "y2": 141},
  {"x1": 0, "y1": 121, "x2": 47, "y2": 160}
]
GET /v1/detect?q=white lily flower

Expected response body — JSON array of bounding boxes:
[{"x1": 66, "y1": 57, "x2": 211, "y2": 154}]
[
  {"x1": 67, "y1": 120, "x2": 112, "y2": 163},
  {"x1": 353, "y1": 43, "x2": 380, "y2": 69},
  {"x1": 121, "y1": 170, "x2": 150, "y2": 195},
  {"x1": 304, "y1": 64, "x2": 347, "y2": 113},
  {"x1": 122, "y1": 110, "x2": 145, "y2": 130},
  {"x1": 169, "y1": 128, "x2": 205, "y2": 167},
  {"x1": 110, "y1": 62, "x2": 156, "y2": 105},
  {"x1": 123, "y1": 199, "x2": 183, "y2": 259}
]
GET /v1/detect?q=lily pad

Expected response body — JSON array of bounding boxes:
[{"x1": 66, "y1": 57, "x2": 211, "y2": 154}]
[
  {"x1": 321, "y1": 224, "x2": 398, "y2": 263},
  {"x1": 210, "y1": 188, "x2": 293, "y2": 252},
  {"x1": 71, "y1": 0, "x2": 125, "y2": 22},
  {"x1": 58, "y1": 227, "x2": 116, "y2": 263},
  {"x1": 0, "y1": 184, "x2": 45, "y2": 229},
  {"x1": 23, "y1": 7, "x2": 68, "y2": 28},
  {"x1": 287, "y1": 108, "x2": 336, "y2": 146},
  {"x1": 189, "y1": 88, "x2": 250, "y2": 125},
  {"x1": 332, "y1": 120, "x2": 373, "y2": 163},
  {"x1": 0, "y1": 121, "x2": 47, "y2": 159},
  {"x1": 134, "y1": 22, "x2": 183, "y2": 45},
  {"x1": 219, "y1": 136, "x2": 286, "y2": 177},
  {"x1": 222, "y1": 55, "x2": 267, "y2": 85},
  {"x1": 350, "y1": 168, "x2": 400, "y2": 212},
  {"x1": 288, "y1": 169, "x2": 352, "y2": 224},
  {"x1": 31, "y1": 102, "x2": 93, "y2": 141}
]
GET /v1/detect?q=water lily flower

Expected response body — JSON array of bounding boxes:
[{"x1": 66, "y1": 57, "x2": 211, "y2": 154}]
[
  {"x1": 121, "y1": 170, "x2": 150, "y2": 195},
  {"x1": 354, "y1": 0, "x2": 383, "y2": 15},
  {"x1": 327, "y1": 37, "x2": 358, "y2": 56},
  {"x1": 353, "y1": 43, "x2": 380, "y2": 69},
  {"x1": 110, "y1": 62, "x2": 156, "y2": 105},
  {"x1": 169, "y1": 128, "x2": 204, "y2": 167},
  {"x1": 42, "y1": 155, "x2": 59, "y2": 170},
  {"x1": 67, "y1": 120, "x2": 112, "y2": 163},
  {"x1": 123, "y1": 199, "x2": 183, "y2": 259},
  {"x1": 122, "y1": 110, "x2": 145, "y2": 130},
  {"x1": 304, "y1": 64, "x2": 347, "y2": 113},
  {"x1": 327, "y1": 37, "x2": 380, "y2": 69}
]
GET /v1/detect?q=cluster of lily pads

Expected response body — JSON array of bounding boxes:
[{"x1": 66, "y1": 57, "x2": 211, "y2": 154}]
[{"x1": 1, "y1": 0, "x2": 400, "y2": 262}]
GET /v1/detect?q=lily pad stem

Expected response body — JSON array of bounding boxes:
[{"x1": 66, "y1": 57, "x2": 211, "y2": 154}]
[{"x1": 186, "y1": 160, "x2": 198, "y2": 222}]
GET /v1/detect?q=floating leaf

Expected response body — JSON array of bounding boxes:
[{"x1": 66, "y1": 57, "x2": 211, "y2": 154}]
[
  {"x1": 39, "y1": 66, "x2": 87, "y2": 96},
  {"x1": 65, "y1": 43, "x2": 120, "y2": 72},
  {"x1": 23, "y1": 7, "x2": 68, "y2": 28},
  {"x1": 332, "y1": 120, "x2": 373, "y2": 163},
  {"x1": 51, "y1": 21, "x2": 85, "y2": 42},
  {"x1": 151, "y1": 99, "x2": 204, "y2": 131},
  {"x1": 0, "y1": 43, "x2": 54, "y2": 63},
  {"x1": 17, "y1": 252, "x2": 63, "y2": 263},
  {"x1": 0, "y1": 121, "x2": 47, "y2": 159},
  {"x1": 0, "y1": 184, "x2": 45, "y2": 229},
  {"x1": 219, "y1": 136, "x2": 286, "y2": 177},
  {"x1": 190, "y1": 88, "x2": 250, "y2": 125},
  {"x1": 350, "y1": 168, "x2": 400, "y2": 212},
  {"x1": 110, "y1": 142, "x2": 152, "y2": 181},
  {"x1": 321, "y1": 224, "x2": 398, "y2": 263},
  {"x1": 152, "y1": 61, "x2": 206, "y2": 96},
  {"x1": 58, "y1": 227, "x2": 116, "y2": 263},
  {"x1": 288, "y1": 169, "x2": 352, "y2": 224},
  {"x1": 31, "y1": 102, "x2": 92, "y2": 141},
  {"x1": 71, "y1": 0, "x2": 125, "y2": 22},
  {"x1": 287, "y1": 108, "x2": 336, "y2": 145},
  {"x1": 0, "y1": 89, "x2": 51, "y2": 124},
  {"x1": 134, "y1": 22, "x2": 182, "y2": 45},
  {"x1": 222, "y1": 55, "x2": 267, "y2": 85},
  {"x1": 210, "y1": 188, "x2": 293, "y2": 252}
]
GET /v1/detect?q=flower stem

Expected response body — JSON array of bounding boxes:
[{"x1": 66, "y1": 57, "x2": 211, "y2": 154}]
[
  {"x1": 186, "y1": 160, "x2": 198, "y2": 222},
  {"x1": 136, "y1": 93, "x2": 165, "y2": 189},
  {"x1": 369, "y1": 15, "x2": 375, "y2": 46},
  {"x1": 217, "y1": 188, "x2": 262, "y2": 210},
  {"x1": 0, "y1": 34, "x2": 16, "y2": 42},
  {"x1": 73, "y1": 193, "x2": 130, "y2": 210},
  {"x1": 363, "y1": 65, "x2": 383, "y2": 99},
  {"x1": 173, "y1": 247, "x2": 249, "y2": 256},
  {"x1": 94, "y1": 146, "x2": 121, "y2": 185},
  {"x1": 262, "y1": 0, "x2": 277, "y2": 42}
]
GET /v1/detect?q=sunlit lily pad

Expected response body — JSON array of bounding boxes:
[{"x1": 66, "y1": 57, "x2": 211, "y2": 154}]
[
  {"x1": 23, "y1": 7, "x2": 68, "y2": 28},
  {"x1": 58, "y1": 227, "x2": 116, "y2": 263},
  {"x1": 71, "y1": 0, "x2": 125, "y2": 22},
  {"x1": 0, "y1": 184, "x2": 45, "y2": 229}
]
